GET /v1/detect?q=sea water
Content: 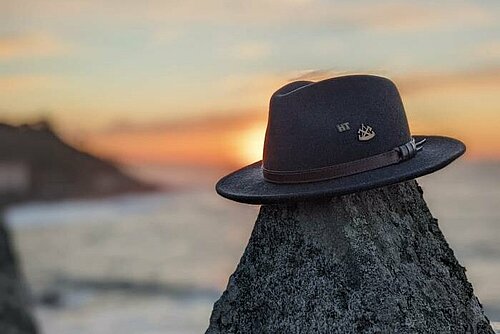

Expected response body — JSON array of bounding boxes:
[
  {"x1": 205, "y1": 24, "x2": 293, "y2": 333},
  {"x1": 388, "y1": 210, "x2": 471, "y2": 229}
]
[{"x1": 5, "y1": 161, "x2": 500, "y2": 333}]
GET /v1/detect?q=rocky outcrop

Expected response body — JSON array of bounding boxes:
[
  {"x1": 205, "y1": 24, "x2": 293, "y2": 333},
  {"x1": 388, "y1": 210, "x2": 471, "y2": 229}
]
[
  {"x1": 207, "y1": 181, "x2": 494, "y2": 333},
  {"x1": 0, "y1": 121, "x2": 156, "y2": 206},
  {"x1": 0, "y1": 212, "x2": 37, "y2": 334}
]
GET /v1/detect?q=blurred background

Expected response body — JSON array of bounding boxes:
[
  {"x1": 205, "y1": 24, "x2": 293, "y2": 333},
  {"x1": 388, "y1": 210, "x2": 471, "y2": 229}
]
[{"x1": 1, "y1": 0, "x2": 499, "y2": 333}]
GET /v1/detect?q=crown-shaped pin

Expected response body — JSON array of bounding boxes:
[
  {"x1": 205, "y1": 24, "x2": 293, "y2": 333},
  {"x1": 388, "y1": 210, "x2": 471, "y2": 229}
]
[{"x1": 358, "y1": 124, "x2": 375, "y2": 141}]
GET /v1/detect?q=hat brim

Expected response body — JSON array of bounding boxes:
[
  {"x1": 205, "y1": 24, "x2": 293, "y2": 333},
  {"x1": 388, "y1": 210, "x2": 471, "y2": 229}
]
[{"x1": 216, "y1": 136, "x2": 465, "y2": 204}]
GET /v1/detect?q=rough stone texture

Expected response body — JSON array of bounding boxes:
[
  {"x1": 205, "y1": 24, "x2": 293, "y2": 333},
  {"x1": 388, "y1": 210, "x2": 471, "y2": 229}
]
[
  {"x1": 0, "y1": 210, "x2": 38, "y2": 334},
  {"x1": 207, "y1": 181, "x2": 495, "y2": 334}
]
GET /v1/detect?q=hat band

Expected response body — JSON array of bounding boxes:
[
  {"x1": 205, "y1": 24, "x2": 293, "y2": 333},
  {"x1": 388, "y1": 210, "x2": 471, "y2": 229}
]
[{"x1": 263, "y1": 138, "x2": 425, "y2": 184}]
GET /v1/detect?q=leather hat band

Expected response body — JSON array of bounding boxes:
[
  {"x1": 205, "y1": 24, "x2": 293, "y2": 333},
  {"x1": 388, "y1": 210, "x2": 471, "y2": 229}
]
[{"x1": 263, "y1": 138, "x2": 425, "y2": 184}]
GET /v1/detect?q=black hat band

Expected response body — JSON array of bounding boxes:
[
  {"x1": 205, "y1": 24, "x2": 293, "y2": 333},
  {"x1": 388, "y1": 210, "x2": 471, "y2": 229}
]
[{"x1": 263, "y1": 138, "x2": 426, "y2": 184}]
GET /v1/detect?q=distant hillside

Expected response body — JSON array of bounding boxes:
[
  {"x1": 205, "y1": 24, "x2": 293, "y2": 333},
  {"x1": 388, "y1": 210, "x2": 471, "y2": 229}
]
[{"x1": 0, "y1": 121, "x2": 156, "y2": 205}]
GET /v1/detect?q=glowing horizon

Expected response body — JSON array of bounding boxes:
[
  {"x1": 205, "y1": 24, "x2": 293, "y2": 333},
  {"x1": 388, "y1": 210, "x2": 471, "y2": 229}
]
[{"x1": 1, "y1": 0, "x2": 499, "y2": 166}]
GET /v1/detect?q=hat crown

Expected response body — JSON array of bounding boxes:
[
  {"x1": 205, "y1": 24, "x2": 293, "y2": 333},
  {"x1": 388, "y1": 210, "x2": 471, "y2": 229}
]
[{"x1": 263, "y1": 75, "x2": 411, "y2": 172}]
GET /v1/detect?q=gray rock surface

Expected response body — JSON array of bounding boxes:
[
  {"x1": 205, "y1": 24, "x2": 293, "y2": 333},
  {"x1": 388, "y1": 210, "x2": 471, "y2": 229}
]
[
  {"x1": 0, "y1": 211, "x2": 38, "y2": 334},
  {"x1": 207, "y1": 181, "x2": 495, "y2": 334}
]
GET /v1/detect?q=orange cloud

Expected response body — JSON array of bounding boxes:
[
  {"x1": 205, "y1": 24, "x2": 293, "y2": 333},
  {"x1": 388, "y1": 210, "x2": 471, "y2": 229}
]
[
  {"x1": 0, "y1": 33, "x2": 70, "y2": 60},
  {"x1": 396, "y1": 69, "x2": 500, "y2": 160},
  {"x1": 76, "y1": 67, "x2": 500, "y2": 168},
  {"x1": 79, "y1": 112, "x2": 267, "y2": 168},
  {"x1": 395, "y1": 68, "x2": 500, "y2": 95},
  {"x1": 0, "y1": 74, "x2": 56, "y2": 92}
]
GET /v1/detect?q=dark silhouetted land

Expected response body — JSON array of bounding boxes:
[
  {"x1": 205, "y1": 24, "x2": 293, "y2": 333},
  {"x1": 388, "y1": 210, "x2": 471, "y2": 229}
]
[{"x1": 0, "y1": 121, "x2": 156, "y2": 206}]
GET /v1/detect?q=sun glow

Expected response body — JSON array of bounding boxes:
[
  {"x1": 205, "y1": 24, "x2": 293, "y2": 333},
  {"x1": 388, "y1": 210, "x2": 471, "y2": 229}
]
[{"x1": 236, "y1": 122, "x2": 267, "y2": 165}]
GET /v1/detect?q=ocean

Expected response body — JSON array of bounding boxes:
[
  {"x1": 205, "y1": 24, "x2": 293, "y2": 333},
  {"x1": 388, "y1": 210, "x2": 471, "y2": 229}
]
[{"x1": 4, "y1": 161, "x2": 500, "y2": 333}]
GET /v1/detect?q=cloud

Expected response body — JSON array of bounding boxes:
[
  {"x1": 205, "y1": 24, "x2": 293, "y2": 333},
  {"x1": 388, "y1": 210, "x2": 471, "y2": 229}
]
[
  {"x1": 291, "y1": 67, "x2": 500, "y2": 93},
  {"x1": 149, "y1": 29, "x2": 183, "y2": 46},
  {"x1": 214, "y1": 72, "x2": 291, "y2": 109},
  {"x1": 0, "y1": 32, "x2": 71, "y2": 60},
  {"x1": 2, "y1": 0, "x2": 495, "y2": 33},
  {"x1": 136, "y1": 1, "x2": 493, "y2": 33},
  {"x1": 80, "y1": 66, "x2": 500, "y2": 165},
  {"x1": 474, "y1": 41, "x2": 500, "y2": 62},
  {"x1": 227, "y1": 41, "x2": 272, "y2": 61},
  {"x1": 290, "y1": 69, "x2": 359, "y2": 81},
  {"x1": 82, "y1": 110, "x2": 267, "y2": 167},
  {"x1": 389, "y1": 68, "x2": 500, "y2": 159},
  {"x1": 394, "y1": 68, "x2": 500, "y2": 96},
  {"x1": 0, "y1": 74, "x2": 57, "y2": 92},
  {"x1": 341, "y1": 2, "x2": 493, "y2": 32},
  {"x1": 100, "y1": 110, "x2": 263, "y2": 135}
]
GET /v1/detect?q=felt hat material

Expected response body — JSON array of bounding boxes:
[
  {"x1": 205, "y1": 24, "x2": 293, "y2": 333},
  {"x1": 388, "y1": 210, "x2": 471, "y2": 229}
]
[{"x1": 216, "y1": 75, "x2": 465, "y2": 204}]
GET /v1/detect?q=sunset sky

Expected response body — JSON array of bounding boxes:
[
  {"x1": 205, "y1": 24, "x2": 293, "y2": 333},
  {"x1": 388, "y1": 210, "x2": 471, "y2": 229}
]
[{"x1": 1, "y1": 0, "x2": 499, "y2": 168}]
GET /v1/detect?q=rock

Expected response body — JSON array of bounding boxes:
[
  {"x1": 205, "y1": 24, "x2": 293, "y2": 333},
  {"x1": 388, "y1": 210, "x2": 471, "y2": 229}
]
[
  {"x1": 38, "y1": 289, "x2": 63, "y2": 308},
  {"x1": 0, "y1": 211, "x2": 38, "y2": 334},
  {"x1": 0, "y1": 121, "x2": 157, "y2": 206},
  {"x1": 206, "y1": 180, "x2": 495, "y2": 334}
]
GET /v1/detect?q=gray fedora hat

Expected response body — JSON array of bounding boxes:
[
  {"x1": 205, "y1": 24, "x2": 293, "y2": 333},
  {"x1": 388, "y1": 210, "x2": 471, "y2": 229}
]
[{"x1": 216, "y1": 75, "x2": 465, "y2": 204}]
